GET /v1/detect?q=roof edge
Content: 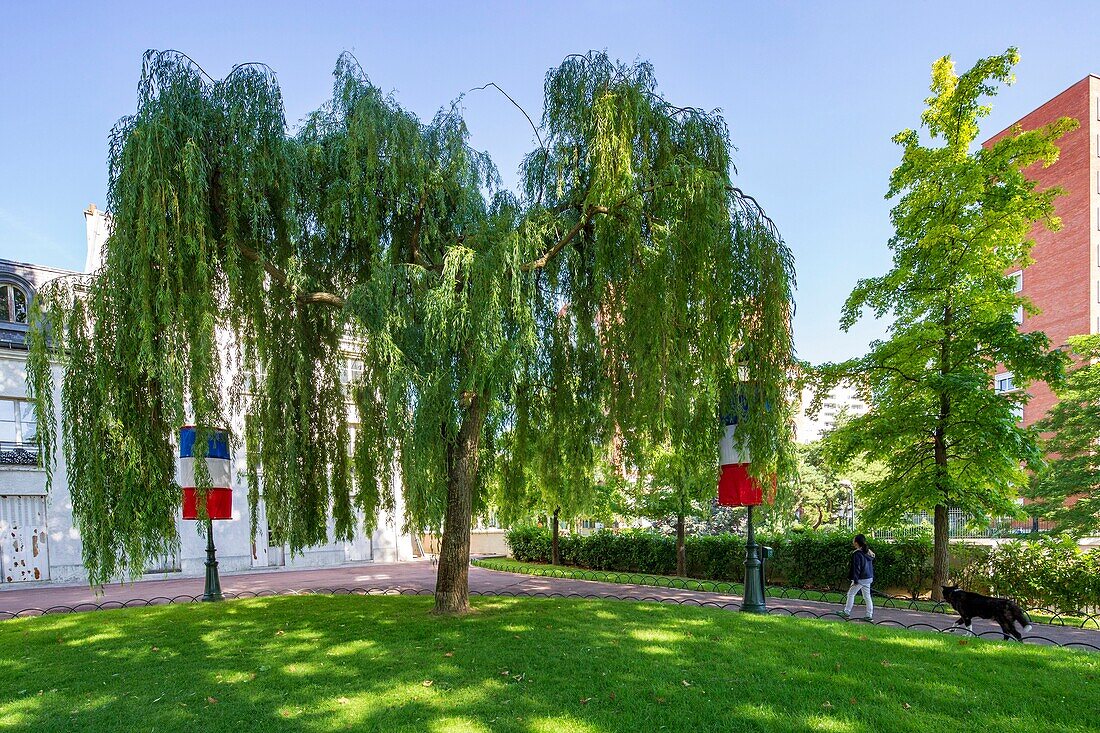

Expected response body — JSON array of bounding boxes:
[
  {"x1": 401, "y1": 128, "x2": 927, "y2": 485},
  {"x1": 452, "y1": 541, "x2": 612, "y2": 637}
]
[{"x1": 982, "y1": 73, "x2": 1097, "y2": 145}]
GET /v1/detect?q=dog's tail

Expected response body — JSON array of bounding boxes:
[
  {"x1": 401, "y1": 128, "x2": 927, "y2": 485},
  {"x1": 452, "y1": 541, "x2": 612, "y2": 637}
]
[{"x1": 1011, "y1": 602, "x2": 1033, "y2": 633}]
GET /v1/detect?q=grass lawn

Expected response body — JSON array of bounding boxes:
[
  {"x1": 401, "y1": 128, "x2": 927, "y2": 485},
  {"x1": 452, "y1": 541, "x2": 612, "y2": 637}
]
[
  {"x1": 472, "y1": 558, "x2": 1097, "y2": 627},
  {"x1": 1, "y1": 597, "x2": 1097, "y2": 733},
  {"x1": 474, "y1": 557, "x2": 902, "y2": 607},
  {"x1": 475, "y1": 556, "x2": 755, "y2": 595}
]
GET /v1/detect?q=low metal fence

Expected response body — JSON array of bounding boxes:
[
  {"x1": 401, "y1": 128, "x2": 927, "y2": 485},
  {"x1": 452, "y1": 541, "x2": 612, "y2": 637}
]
[
  {"x1": 871, "y1": 507, "x2": 1055, "y2": 540},
  {"x1": 470, "y1": 558, "x2": 1100, "y2": 628},
  {"x1": 1, "y1": 583, "x2": 1097, "y2": 652}
]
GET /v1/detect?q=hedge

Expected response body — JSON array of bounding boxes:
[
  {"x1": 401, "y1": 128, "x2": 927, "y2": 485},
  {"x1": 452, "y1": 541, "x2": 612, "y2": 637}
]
[
  {"x1": 506, "y1": 526, "x2": 932, "y2": 596},
  {"x1": 504, "y1": 526, "x2": 1100, "y2": 613}
]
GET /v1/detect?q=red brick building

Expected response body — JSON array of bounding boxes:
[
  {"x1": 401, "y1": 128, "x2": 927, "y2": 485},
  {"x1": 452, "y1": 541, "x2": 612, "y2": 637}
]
[{"x1": 985, "y1": 75, "x2": 1100, "y2": 428}]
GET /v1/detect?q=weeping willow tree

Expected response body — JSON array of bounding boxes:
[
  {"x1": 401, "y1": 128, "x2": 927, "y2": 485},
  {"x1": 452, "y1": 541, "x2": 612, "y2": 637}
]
[{"x1": 28, "y1": 50, "x2": 795, "y2": 614}]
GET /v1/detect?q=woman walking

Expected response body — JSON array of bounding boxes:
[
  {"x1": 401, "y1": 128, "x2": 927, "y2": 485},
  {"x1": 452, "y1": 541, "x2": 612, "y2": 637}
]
[{"x1": 840, "y1": 534, "x2": 875, "y2": 620}]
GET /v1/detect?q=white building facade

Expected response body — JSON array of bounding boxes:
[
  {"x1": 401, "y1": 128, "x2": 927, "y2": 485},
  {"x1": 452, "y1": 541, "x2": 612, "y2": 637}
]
[
  {"x1": 0, "y1": 207, "x2": 415, "y2": 587},
  {"x1": 793, "y1": 383, "x2": 869, "y2": 444}
]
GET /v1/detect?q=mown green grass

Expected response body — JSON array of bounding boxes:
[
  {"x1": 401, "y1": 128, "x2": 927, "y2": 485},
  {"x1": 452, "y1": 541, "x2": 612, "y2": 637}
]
[
  {"x1": 1, "y1": 595, "x2": 1097, "y2": 732},
  {"x1": 475, "y1": 556, "x2": 750, "y2": 593},
  {"x1": 473, "y1": 558, "x2": 1096, "y2": 627},
  {"x1": 475, "y1": 557, "x2": 888, "y2": 605}
]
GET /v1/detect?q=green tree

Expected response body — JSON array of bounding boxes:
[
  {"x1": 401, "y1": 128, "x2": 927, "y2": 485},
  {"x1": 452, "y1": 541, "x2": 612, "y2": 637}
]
[
  {"x1": 1031, "y1": 335, "x2": 1100, "y2": 535},
  {"x1": 818, "y1": 49, "x2": 1074, "y2": 600},
  {"x1": 620, "y1": 439, "x2": 716, "y2": 577},
  {"x1": 490, "y1": 306, "x2": 613, "y2": 566},
  {"x1": 27, "y1": 50, "x2": 795, "y2": 614},
  {"x1": 790, "y1": 440, "x2": 881, "y2": 529}
]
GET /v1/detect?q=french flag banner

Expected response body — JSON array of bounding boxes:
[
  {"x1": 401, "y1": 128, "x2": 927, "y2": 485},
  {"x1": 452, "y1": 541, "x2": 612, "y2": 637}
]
[
  {"x1": 717, "y1": 422, "x2": 764, "y2": 507},
  {"x1": 179, "y1": 426, "x2": 233, "y2": 520}
]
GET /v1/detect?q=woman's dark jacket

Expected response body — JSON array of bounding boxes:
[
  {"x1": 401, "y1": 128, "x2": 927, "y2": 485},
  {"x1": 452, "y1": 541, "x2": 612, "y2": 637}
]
[{"x1": 849, "y1": 549, "x2": 874, "y2": 581}]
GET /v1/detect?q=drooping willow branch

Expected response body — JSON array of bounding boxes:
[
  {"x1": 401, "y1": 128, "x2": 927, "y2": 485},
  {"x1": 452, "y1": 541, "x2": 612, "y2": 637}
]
[
  {"x1": 233, "y1": 241, "x2": 346, "y2": 308},
  {"x1": 28, "y1": 48, "x2": 797, "y2": 595}
]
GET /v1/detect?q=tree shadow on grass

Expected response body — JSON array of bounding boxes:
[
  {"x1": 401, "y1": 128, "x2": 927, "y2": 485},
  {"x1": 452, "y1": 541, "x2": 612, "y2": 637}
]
[{"x1": 0, "y1": 596, "x2": 1097, "y2": 733}]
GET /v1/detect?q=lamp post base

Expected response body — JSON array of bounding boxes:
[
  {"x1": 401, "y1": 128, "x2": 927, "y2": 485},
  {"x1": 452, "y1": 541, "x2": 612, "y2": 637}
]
[
  {"x1": 202, "y1": 518, "x2": 223, "y2": 602},
  {"x1": 741, "y1": 504, "x2": 767, "y2": 614}
]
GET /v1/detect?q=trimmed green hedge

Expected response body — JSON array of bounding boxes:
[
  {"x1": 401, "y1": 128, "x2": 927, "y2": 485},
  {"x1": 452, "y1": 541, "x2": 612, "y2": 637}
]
[
  {"x1": 504, "y1": 526, "x2": 1100, "y2": 613},
  {"x1": 505, "y1": 526, "x2": 932, "y2": 597}
]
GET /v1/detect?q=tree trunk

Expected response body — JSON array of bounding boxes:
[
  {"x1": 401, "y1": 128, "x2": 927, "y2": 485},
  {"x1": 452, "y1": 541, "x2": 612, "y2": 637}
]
[
  {"x1": 551, "y1": 507, "x2": 561, "y2": 566},
  {"x1": 433, "y1": 392, "x2": 488, "y2": 615},
  {"x1": 930, "y1": 303, "x2": 953, "y2": 603},
  {"x1": 932, "y1": 503, "x2": 949, "y2": 600},
  {"x1": 675, "y1": 512, "x2": 687, "y2": 577}
]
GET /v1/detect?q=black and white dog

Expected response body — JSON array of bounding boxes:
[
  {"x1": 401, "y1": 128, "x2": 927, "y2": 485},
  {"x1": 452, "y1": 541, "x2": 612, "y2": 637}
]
[{"x1": 942, "y1": 585, "x2": 1033, "y2": 641}]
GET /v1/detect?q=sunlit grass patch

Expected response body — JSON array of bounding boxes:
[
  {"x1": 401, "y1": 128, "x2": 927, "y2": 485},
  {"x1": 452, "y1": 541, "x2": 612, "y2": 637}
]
[
  {"x1": 474, "y1": 558, "x2": 1097, "y2": 627},
  {"x1": 0, "y1": 595, "x2": 1096, "y2": 732}
]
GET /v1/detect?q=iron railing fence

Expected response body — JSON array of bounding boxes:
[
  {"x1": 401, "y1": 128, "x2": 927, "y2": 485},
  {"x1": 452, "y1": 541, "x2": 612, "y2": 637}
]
[
  {"x1": 0, "y1": 440, "x2": 40, "y2": 467},
  {"x1": 471, "y1": 557, "x2": 1100, "y2": 621},
  {"x1": 871, "y1": 506, "x2": 1055, "y2": 540},
  {"x1": 0, "y1": 585, "x2": 1096, "y2": 651}
]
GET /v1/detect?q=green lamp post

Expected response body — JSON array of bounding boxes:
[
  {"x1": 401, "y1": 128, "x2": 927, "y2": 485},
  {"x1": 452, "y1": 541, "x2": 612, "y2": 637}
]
[
  {"x1": 718, "y1": 393, "x2": 770, "y2": 613},
  {"x1": 180, "y1": 426, "x2": 233, "y2": 602}
]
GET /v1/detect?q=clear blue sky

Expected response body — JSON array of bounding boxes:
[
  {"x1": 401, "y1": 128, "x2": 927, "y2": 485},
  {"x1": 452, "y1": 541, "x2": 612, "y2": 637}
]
[{"x1": 2, "y1": 1, "x2": 1097, "y2": 364}]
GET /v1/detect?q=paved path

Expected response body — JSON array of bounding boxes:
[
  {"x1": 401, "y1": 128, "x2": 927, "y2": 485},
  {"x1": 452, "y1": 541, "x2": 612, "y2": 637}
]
[{"x1": 2, "y1": 560, "x2": 1098, "y2": 650}]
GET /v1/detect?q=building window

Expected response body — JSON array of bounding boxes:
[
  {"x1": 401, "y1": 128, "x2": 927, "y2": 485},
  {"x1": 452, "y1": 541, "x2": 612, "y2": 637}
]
[
  {"x1": 0, "y1": 283, "x2": 29, "y2": 324},
  {"x1": 1010, "y1": 271, "x2": 1023, "y2": 324},
  {"x1": 0, "y1": 398, "x2": 35, "y2": 444},
  {"x1": 994, "y1": 372, "x2": 1016, "y2": 394},
  {"x1": 340, "y1": 358, "x2": 365, "y2": 388}
]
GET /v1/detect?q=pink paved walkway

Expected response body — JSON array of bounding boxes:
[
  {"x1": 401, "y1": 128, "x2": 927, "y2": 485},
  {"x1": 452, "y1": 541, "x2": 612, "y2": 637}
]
[{"x1": 2, "y1": 560, "x2": 1098, "y2": 651}]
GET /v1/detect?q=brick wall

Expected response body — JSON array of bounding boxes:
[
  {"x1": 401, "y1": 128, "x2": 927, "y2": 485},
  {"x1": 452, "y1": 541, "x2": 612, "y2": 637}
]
[{"x1": 984, "y1": 76, "x2": 1096, "y2": 428}]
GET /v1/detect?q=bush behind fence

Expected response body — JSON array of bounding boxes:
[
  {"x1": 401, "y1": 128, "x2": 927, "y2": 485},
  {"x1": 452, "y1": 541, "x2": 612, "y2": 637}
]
[{"x1": 504, "y1": 526, "x2": 1100, "y2": 614}]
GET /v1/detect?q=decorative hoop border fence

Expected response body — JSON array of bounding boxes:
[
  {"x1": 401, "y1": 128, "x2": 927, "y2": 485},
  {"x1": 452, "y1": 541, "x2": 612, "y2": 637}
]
[
  {"x1": 1, "y1": 585, "x2": 1097, "y2": 653},
  {"x1": 471, "y1": 558, "x2": 1100, "y2": 630}
]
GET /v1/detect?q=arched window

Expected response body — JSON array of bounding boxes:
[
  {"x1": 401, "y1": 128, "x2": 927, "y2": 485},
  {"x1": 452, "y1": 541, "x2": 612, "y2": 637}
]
[{"x1": 0, "y1": 283, "x2": 29, "y2": 324}]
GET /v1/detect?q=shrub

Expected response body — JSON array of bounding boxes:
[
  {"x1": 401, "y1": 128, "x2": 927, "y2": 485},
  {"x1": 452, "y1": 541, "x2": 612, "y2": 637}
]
[
  {"x1": 504, "y1": 526, "x2": 932, "y2": 592},
  {"x1": 986, "y1": 536, "x2": 1100, "y2": 614},
  {"x1": 505, "y1": 525, "x2": 551, "y2": 563},
  {"x1": 949, "y1": 543, "x2": 993, "y2": 595},
  {"x1": 502, "y1": 525, "x2": 1100, "y2": 612}
]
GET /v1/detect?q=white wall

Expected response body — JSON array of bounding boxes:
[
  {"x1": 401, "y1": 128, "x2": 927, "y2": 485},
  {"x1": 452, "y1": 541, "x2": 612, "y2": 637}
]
[
  {"x1": 793, "y1": 383, "x2": 869, "y2": 443},
  {"x1": 0, "y1": 209, "x2": 416, "y2": 587},
  {"x1": 2, "y1": 338, "x2": 413, "y2": 585}
]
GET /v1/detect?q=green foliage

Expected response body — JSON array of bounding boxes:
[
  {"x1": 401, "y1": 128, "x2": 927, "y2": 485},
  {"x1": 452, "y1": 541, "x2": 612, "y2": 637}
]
[
  {"x1": 984, "y1": 536, "x2": 1100, "y2": 613},
  {"x1": 936, "y1": 538, "x2": 1100, "y2": 614},
  {"x1": 786, "y1": 438, "x2": 883, "y2": 529},
  {"x1": 765, "y1": 529, "x2": 933, "y2": 597},
  {"x1": 1032, "y1": 335, "x2": 1100, "y2": 535},
  {"x1": 27, "y1": 50, "x2": 795, "y2": 587},
  {"x1": 947, "y1": 542, "x2": 995, "y2": 594},
  {"x1": 502, "y1": 524, "x2": 552, "y2": 563},
  {"x1": 618, "y1": 439, "x2": 715, "y2": 529},
  {"x1": 816, "y1": 49, "x2": 1075, "y2": 590},
  {"x1": 506, "y1": 527, "x2": 1100, "y2": 611},
  {"x1": 505, "y1": 526, "x2": 934, "y2": 593}
]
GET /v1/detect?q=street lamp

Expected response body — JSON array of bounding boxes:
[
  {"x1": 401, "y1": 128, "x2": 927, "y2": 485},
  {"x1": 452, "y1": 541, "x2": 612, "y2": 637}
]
[
  {"x1": 839, "y1": 479, "x2": 854, "y2": 531},
  {"x1": 180, "y1": 426, "x2": 234, "y2": 602},
  {"x1": 718, "y1": 394, "x2": 772, "y2": 614}
]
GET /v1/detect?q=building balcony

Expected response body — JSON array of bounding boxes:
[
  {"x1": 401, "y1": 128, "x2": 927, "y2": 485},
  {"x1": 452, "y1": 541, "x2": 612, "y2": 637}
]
[{"x1": 0, "y1": 441, "x2": 40, "y2": 467}]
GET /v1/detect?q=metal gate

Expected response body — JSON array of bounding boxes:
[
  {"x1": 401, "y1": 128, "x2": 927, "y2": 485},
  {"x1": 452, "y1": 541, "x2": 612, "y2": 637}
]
[{"x1": 0, "y1": 495, "x2": 50, "y2": 583}]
